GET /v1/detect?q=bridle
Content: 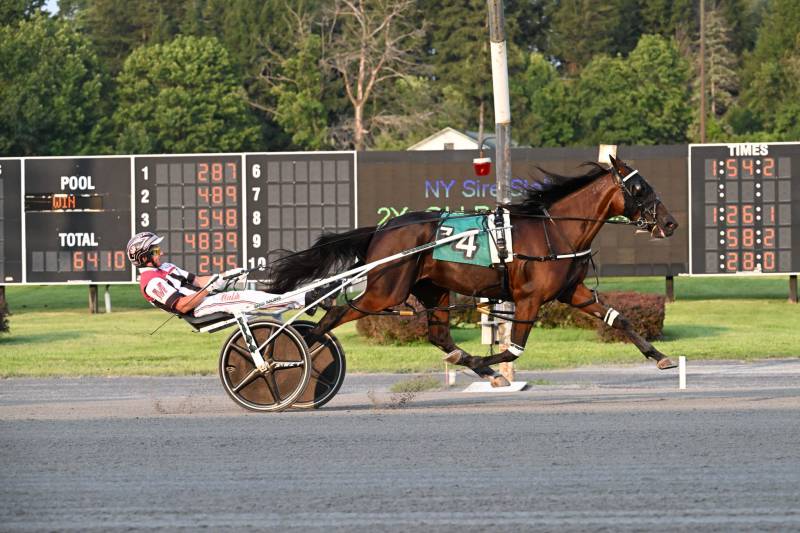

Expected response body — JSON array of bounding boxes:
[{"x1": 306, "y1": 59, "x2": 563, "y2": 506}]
[{"x1": 611, "y1": 166, "x2": 663, "y2": 235}]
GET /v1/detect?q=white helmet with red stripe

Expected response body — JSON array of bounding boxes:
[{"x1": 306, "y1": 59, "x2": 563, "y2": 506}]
[{"x1": 126, "y1": 232, "x2": 164, "y2": 267}]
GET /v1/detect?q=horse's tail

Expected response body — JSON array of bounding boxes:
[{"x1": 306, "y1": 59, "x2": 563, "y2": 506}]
[{"x1": 266, "y1": 226, "x2": 376, "y2": 293}]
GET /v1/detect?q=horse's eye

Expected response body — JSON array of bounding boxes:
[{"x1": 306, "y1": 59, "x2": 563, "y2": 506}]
[{"x1": 632, "y1": 182, "x2": 643, "y2": 196}]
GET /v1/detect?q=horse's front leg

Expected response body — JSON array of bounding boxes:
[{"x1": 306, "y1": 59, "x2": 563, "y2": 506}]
[
  {"x1": 563, "y1": 284, "x2": 676, "y2": 369},
  {"x1": 445, "y1": 297, "x2": 542, "y2": 387}
]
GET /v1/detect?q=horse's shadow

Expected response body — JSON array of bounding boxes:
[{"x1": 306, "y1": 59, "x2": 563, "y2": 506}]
[
  {"x1": 661, "y1": 325, "x2": 728, "y2": 340},
  {"x1": 0, "y1": 331, "x2": 82, "y2": 345}
]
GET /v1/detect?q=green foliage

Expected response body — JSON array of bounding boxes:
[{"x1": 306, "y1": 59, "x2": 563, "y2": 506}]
[
  {"x1": 0, "y1": 14, "x2": 106, "y2": 156},
  {"x1": 112, "y1": 35, "x2": 261, "y2": 154},
  {"x1": 513, "y1": 52, "x2": 578, "y2": 146},
  {"x1": 735, "y1": 0, "x2": 800, "y2": 139},
  {"x1": 269, "y1": 33, "x2": 330, "y2": 150},
  {"x1": 72, "y1": 0, "x2": 188, "y2": 75},
  {"x1": 576, "y1": 34, "x2": 691, "y2": 145},
  {"x1": 0, "y1": 0, "x2": 46, "y2": 25}
]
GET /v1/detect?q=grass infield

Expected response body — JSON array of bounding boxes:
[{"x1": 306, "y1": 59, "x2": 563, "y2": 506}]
[{"x1": 1, "y1": 276, "x2": 798, "y2": 377}]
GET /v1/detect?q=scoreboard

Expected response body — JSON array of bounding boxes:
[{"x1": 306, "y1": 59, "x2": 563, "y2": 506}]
[
  {"x1": 25, "y1": 157, "x2": 132, "y2": 283},
  {"x1": 689, "y1": 143, "x2": 800, "y2": 275},
  {"x1": 0, "y1": 153, "x2": 355, "y2": 284},
  {"x1": 134, "y1": 155, "x2": 243, "y2": 276}
]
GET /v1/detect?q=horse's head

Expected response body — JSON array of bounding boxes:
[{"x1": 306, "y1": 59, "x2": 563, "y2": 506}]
[{"x1": 607, "y1": 155, "x2": 678, "y2": 238}]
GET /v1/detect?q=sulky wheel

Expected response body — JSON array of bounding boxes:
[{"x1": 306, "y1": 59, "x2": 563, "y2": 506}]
[
  {"x1": 290, "y1": 320, "x2": 347, "y2": 409},
  {"x1": 218, "y1": 319, "x2": 310, "y2": 412}
]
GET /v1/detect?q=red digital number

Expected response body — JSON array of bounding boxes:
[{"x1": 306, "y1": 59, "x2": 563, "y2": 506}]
[
  {"x1": 211, "y1": 162, "x2": 223, "y2": 182},
  {"x1": 198, "y1": 187, "x2": 209, "y2": 204},
  {"x1": 213, "y1": 232, "x2": 224, "y2": 250},
  {"x1": 198, "y1": 163, "x2": 209, "y2": 182},
  {"x1": 225, "y1": 208, "x2": 237, "y2": 227},
  {"x1": 763, "y1": 158, "x2": 774, "y2": 177},
  {"x1": 185, "y1": 233, "x2": 197, "y2": 250},
  {"x1": 763, "y1": 252, "x2": 775, "y2": 271},
  {"x1": 198, "y1": 209, "x2": 210, "y2": 229},
  {"x1": 212, "y1": 186, "x2": 223, "y2": 204},
  {"x1": 211, "y1": 209, "x2": 224, "y2": 226},
  {"x1": 767, "y1": 206, "x2": 775, "y2": 224},
  {"x1": 726, "y1": 228, "x2": 738, "y2": 248},
  {"x1": 198, "y1": 232, "x2": 210, "y2": 251},
  {"x1": 212, "y1": 256, "x2": 225, "y2": 271},
  {"x1": 226, "y1": 232, "x2": 238, "y2": 251},
  {"x1": 115, "y1": 251, "x2": 126, "y2": 270},
  {"x1": 742, "y1": 158, "x2": 754, "y2": 178},
  {"x1": 726, "y1": 159, "x2": 737, "y2": 178},
  {"x1": 726, "y1": 205, "x2": 738, "y2": 225},
  {"x1": 741, "y1": 205, "x2": 754, "y2": 225},
  {"x1": 226, "y1": 162, "x2": 237, "y2": 181},
  {"x1": 726, "y1": 252, "x2": 738, "y2": 271},
  {"x1": 763, "y1": 228, "x2": 775, "y2": 248},
  {"x1": 742, "y1": 228, "x2": 754, "y2": 248},
  {"x1": 226, "y1": 255, "x2": 237, "y2": 269},
  {"x1": 742, "y1": 252, "x2": 755, "y2": 271},
  {"x1": 88, "y1": 251, "x2": 99, "y2": 270},
  {"x1": 226, "y1": 185, "x2": 237, "y2": 204},
  {"x1": 199, "y1": 255, "x2": 210, "y2": 273},
  {"x1": 73, "y1": 251, "x2": 84, "y2": 270}
]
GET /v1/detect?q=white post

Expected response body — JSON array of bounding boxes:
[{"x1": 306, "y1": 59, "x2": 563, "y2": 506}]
[
  {"x1": 679, "y1": 356, "x2": 687, "y2": 390},
  {"x1": 487, "y1": 0, "x2": 515, "y2": 383},
  {"x1": 104, "y1": 285, "x2": 111, "y2": 313}
]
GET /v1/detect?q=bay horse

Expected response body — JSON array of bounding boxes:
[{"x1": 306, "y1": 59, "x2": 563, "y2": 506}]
[{"x1": 268, "y1": 156, "x2": 679, "y2": 387}]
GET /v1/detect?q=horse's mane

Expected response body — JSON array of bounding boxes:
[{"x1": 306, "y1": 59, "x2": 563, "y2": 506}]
[{"x1": 507, "y1": 162, "x2": 610, "y2": 215}]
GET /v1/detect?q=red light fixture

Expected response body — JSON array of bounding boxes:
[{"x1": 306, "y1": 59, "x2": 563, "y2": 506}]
[{"x1": 473, "y1": 156, "x2": 492, "y2": 176}]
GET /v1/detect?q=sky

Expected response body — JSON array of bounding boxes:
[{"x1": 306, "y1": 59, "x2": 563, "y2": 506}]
[{"x1": 44, "y1": 0, "x2": 59, "y2": 14}]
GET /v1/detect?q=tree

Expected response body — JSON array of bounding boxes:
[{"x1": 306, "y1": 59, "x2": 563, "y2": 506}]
[
  {"x1": 69, "y1": 0, "x2": 189, "y2": 75},
  {"x1": 0, "y1": 14, "x2": 106, "y2": 156},
  {"x1": 265, "y1": 31, "x2": 331, "y2": 150},
  {"x1": 512, "y1": 52, "x2": 578, "y2": 146},
  {"x1": 696, "y1": 6, "x2": 739, "y2": 119},
  {"x1": 575, "y1": 34, "x2": 691, "y2": 145},
  {"x1": 734, "y1": 0, "x2": 800, "y2": 137},
  {"x1": 321, "y1": 0, "x2": 426, "y2": 150},
  {"x1": 0, "y1": 0, "x2": 46, "y2": 25},
  {"x1": 112, "y1": 35, "x2": 261, "y2": 153},
  {"x1": 546, "y1": 0, "x2": 623, "y2": 75}
]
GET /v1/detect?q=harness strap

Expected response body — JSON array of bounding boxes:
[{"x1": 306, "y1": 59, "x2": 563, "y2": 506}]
[{"x1": 514, "y1": 248, "x2": 593, "y2": 262}]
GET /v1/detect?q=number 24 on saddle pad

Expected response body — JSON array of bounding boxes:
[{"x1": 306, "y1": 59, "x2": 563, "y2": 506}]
[{"x1": 432, "y1": 211, "x2": 514, "y2": 267}]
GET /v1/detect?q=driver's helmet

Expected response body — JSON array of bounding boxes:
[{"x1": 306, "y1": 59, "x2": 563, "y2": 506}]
[{"x1": 126, "y1": 232, "x2": 164, "y2": 267}]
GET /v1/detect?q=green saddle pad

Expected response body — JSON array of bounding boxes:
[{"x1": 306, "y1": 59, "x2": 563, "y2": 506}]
[{"x1": 432, "y1": 213, "x2": 492, "y2": 267}]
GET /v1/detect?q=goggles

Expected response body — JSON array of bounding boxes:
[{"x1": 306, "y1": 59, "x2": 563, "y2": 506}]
[{"x1": 150, "y1": 246, "x2": 162, "y2": 256}]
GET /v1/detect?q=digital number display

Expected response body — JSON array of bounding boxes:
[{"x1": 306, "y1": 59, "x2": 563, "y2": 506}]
[
  {"x1": 690, "y1": 143, "x2": 799, "y2": 274},
  {"x1": 24, "y1": 157, "x2": 132, "y2": 282},
  {"x1": 0, "y1": 159, "x2": 23, "y2": 283},
  {"x1": 134, "y1": 155, "x2": 242, "y2": 276},
  {"x1": 245, "y1": 153, "x2": 354, "y2": 278}
]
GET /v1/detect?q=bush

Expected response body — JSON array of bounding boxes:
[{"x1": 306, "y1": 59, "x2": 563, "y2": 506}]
[
  {"x1": 449, "y1": 292, "x2": 481, "y2": 327},
  {"x1": 356, "y1": 295, "x2": 428, "y2": 344},
  {"x1": 356, "y1": 290, "x2": 665, "y2": 345},
  {"x1": 537, "y1": 291, "x2": 665, "y2": 342}
]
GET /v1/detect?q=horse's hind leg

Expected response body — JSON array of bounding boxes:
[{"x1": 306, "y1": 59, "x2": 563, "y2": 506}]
[
  {"x1": 410, "y1": 283, "x2": 509, "y2": 387},
  {"x1": 564, "y1": 284, "x2": 676, "y2": 369}
]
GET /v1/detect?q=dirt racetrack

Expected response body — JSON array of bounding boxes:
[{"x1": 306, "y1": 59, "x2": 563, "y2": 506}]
[{"x1": 2, "y1": 360, "x2": 799, "y2": 532}]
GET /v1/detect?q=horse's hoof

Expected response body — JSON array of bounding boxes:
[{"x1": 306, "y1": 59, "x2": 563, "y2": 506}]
[
  {"x1": 657, "y1": 358, "x2": 677, "y2": 370},
  {"x1": 489, "y1": 375, "x2": 511, "y2": 388},
  {"x1": 444, "y1": 349, "x2": 466, "y2": 365}
]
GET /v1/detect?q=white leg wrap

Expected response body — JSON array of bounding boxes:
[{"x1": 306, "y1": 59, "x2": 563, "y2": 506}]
[
  {"x1": 603, "y1": 308, "x2": 620, "y2": 327},
  {"x1": 508, "y1": 343, "x2": 524, "y2": 356}
]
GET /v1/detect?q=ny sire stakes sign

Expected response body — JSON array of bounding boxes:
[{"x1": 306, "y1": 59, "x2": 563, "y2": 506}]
[{"x1": 1, "y1": 143, "x2": 798, "y2": 285}]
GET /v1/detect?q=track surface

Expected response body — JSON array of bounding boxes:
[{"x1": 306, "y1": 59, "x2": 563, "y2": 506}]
[{"x1": 2, "y1": 360, "x2": 800, "y2": 532}]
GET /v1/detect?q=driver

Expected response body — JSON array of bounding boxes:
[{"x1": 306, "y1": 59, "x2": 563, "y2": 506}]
[{"x1": 126, "y1": 231, "x2": 308, "y2": 317}]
